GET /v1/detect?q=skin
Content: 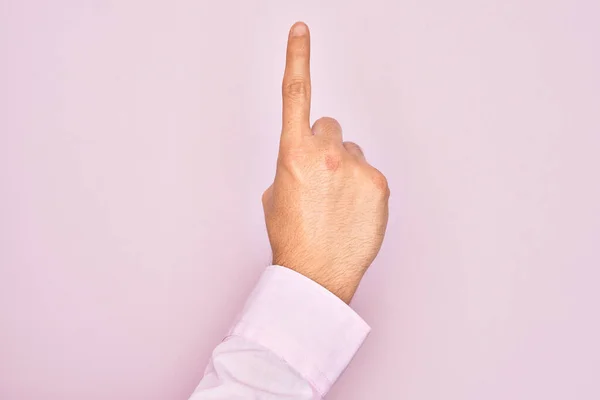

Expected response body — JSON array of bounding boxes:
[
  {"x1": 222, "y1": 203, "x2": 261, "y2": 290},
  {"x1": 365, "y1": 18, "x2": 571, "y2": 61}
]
[{"x1": 262, "y1": 22, "x2": 390, "y2": 304}]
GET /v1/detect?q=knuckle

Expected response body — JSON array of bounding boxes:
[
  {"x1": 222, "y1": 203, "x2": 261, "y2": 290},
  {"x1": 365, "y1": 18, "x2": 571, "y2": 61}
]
[
  {"x1": 283, "y1": 78, "x2": 308, "y2": 99},
  {"x1": 344, "y1": 141, "x2": 362, "y2": 153},
  {"x1": 370, "y1": 169, "x2": 389, "y2": 194},
  {"x1": 316, "y1": 116, "x2": 339, "y2": 128},
  {"x1": 315, "y1": 142, "x2": 344, "y2": 171},
  {"x1": 344, "y1": 141, "x2": 358, "y2": 149},
  {"x1": 314, "y1": 116, "x2": 341, "y2": 135},
  {"x1": 261, "y1": 188, "x2": 270, "y2": 203},
  {"x1": 278, "y1": 148, "x2": 306, "y2": 171},
  {"x1": 278, "y1": 152, "x2": 294, "y2": 170},
  {"x1": 324, "y1": 151, "x2": 342, "y2": 171},
  {"x1": 318, "y1": 138, "x2": 342, "y2": 154}
]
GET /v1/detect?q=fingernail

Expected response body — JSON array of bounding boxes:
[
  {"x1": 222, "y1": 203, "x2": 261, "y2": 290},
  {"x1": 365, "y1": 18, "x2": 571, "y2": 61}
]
[{"x1": 291, "y1": 22, "x2": 308, "y2": 36}]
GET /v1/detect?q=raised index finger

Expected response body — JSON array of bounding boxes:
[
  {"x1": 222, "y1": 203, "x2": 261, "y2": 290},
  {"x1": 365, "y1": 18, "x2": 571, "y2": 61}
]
[{"x1": 281, "y1": 22, "x2": 312, "y2": 140}]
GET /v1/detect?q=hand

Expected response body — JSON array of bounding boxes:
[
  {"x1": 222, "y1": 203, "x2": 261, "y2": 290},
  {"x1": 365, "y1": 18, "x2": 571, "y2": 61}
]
[{"x1": 262, "y1": 22, "x2": 390, "y2": 304}]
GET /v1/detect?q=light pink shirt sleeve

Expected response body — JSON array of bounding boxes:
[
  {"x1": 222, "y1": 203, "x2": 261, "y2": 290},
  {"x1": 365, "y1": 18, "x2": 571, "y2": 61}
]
[{"x1": 189, "y1": 265, "x2": 371, "y2": 399}]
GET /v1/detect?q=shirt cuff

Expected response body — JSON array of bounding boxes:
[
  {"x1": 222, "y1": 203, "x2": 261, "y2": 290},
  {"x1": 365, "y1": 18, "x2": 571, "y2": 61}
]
[{"x1": 228, "y1": 265, "x2": 371, "y2": 397}]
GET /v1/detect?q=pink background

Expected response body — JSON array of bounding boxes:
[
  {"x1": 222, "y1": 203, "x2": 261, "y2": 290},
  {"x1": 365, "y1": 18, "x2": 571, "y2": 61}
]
[{"x1": 1, "y1": 1, "x2": 599, "y2": 399}]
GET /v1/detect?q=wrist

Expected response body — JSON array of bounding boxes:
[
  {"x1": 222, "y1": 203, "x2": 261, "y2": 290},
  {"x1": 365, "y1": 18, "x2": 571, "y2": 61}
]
[{"x1": 274, "y1": 260, "x2": 362, "y2": 304}]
